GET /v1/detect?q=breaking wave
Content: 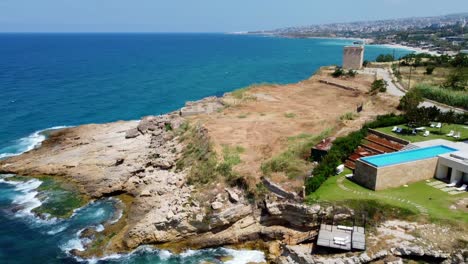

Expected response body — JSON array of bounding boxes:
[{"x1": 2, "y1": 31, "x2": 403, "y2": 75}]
[{"x1": 0, "y1": 125, "x2": 70, "y2": 159}]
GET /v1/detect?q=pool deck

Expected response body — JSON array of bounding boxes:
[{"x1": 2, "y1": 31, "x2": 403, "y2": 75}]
[
  {"x1": 360, "y1": 145, "x2": 458, "y2": 168},
  {"x1": 316, "y1": 224, "x2": 366, "y2": 251}
]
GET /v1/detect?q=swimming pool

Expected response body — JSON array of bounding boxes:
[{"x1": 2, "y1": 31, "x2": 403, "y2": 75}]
[{"x1": 361, "y1": 145, "x2": 458, "y2": 167}]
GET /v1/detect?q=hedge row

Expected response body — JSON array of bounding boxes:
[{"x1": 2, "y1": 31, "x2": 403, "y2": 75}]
[
  {"x1": 305, "y1": 114, "x2": 406, "y2": 194},
  {"x1": 415, "y1": 84, "x2": 468, "y2": 110}
]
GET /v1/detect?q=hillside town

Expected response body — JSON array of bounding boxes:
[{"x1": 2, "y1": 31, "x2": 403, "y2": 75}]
[{"x1": 250, "y1": 13, "x2": 468, "y2": 55}]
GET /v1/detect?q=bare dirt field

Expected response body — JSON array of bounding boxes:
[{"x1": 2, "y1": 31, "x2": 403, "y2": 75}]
[{"x1": 190, "y1": 68, "x2": 400, "y2": 188}]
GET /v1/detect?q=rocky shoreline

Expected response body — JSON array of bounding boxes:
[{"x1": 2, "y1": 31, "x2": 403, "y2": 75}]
[{"x1": 1, "y1": 82, "x2": 467, "y2": 263}]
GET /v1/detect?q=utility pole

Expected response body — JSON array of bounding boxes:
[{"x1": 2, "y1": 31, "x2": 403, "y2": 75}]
[
  {"x1": 408, "y1": 66, "x2": 413, "y2": 90},
  {"x1": 398, "y1": 55, "x2": 401, "y2": 75}
]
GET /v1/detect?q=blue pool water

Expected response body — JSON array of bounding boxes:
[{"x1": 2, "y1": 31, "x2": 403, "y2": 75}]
[{"x1": 361, "y1": 145, "x2": 458, "y2": 167}]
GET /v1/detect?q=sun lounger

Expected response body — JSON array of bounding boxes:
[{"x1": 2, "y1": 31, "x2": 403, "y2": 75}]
[
  {"x1": 396, "y1": 128, "x2": 403, "y2": 133},
  {"x1": 430, "y1": 123, "x2": 436, "y2": 128},
  {"x1": 436, "y1": 123, "x2": 442, "y2": 128},
  {"x1": 415, "y1": 127, "x2": 426, "y2": 131},
  {"x1": 334, "y1": 240, "x2": 346, "y2": 246},
  {"x1": 447, "y1": 130, "x2": 454, "y2": 137},
  {"x1": 446, "y1": 182, "x2": 457, "y2": 187},
  {"x1": 336, "y1": 164, "x2": 344, "y2": 175},
  {"x1": 391, "y1": 126, "x2": 398, "y2": 132},
  {"x1": 456, "y1": 184, "x2": 467, "y2": 191},
  {"x1": 423, "y1": 131, "x2": 430, "y2": 137},
  {"x1": 337, "y1": 225, "x2": 353, "y2": 231},
  {"x1": 333, "y1": 236, "x2": 347, "y2": 241},
  {"x1": 454, "y1": 132, "x2": 461, "y2": 139}
]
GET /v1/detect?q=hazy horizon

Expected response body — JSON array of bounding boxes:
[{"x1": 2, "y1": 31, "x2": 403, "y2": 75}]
[{"x1": 0, "y1": 0, "x2": 467, "y2": 33}]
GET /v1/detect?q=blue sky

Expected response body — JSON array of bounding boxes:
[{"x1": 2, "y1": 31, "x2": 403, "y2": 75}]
[{"x1": 0, "y1": 0, "x2": 467, "y2": 32}]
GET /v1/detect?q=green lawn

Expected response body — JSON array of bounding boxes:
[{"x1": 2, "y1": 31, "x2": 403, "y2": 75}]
[
  {"x1": 310, "y1": 169, "x2": 468, "y2": 224},
  {"x1": 375, "y1": 123, "x2": 468, "y2": 143}
]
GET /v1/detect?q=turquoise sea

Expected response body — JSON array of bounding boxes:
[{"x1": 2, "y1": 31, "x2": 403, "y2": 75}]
[{"x1": 0, "y1": 33, "x2": 412, "y2": 263}]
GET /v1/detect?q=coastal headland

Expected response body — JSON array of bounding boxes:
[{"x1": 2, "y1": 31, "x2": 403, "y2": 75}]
[{"x1": 1, "y1": 67, "x2": 465, "y2": 263}]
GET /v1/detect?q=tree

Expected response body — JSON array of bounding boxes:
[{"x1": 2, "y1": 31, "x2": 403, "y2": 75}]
[
  {"x1": 425, "y1": 66, "x2": 435, "y2": 75},
  {"x1": 376, "y1": 54, "x2": 395, "y2": 62},
  {"x1": 443, "y1": 68, "x2": 468, "y2": 91},
  {"x1": 450, "y1": 53, "x2": 468, "y2": 68},
  {"x1": 398, "y1": 89, "x2": 423, "y2": 112},
  {"x1": 414, "y1": 57, "x2": 422, "y2": 67},
  {"x1": 370, "y1": 79, "x2": 388, "y2": 94},
  {"x1": 347, "y1": 69, "x2": 357, "y2": 77},
  {"x1": 331, "y1": 67, "x2": 345, "y2": 78}
]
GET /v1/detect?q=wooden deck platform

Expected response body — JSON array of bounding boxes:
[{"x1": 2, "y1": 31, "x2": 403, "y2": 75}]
[{"x1": 316, "y1": 224, "x2": 366, "y2": 251}]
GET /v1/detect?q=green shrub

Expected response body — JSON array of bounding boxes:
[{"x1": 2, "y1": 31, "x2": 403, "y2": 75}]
[
  {"x1": 366, "y1": 113, "x2": 407, "y2": 129},
  {"x1": 177, "y1": 124, "x2": 244, "y2": 186},
  {"x1": 284, "y1": 112, "x2": 296, "y2": 118},
  {"x1": 262, "y1": 130, "x2": 331, "y2": 179},
  {"x1": 347, "y1": 69, "x2": 357, "y2": 77},
  {"x1": 370, "y1": 79, "x2": 388, "y2": 94},
  {"x1": 398, "y1": 88, "x2": 423, "y2": 112},
  {"x1": 331, "y1": 67, "x2": 345, "y2": 78},
  {"x1": 340, "y1": 112, "x2": 357, "y2": 121},
  {"x1": 442, "y1": 68, "x2": 468, "y2": 91},
  {"x1": 335, "y1": 199, "x2": 417, "y2": 224},
  {"x1": 425, "y1": 66, "x2": 435, "y2": 75},
  {"x1": 376, "y1": 54, "x2": 395, "y2": 62},
  {"x1": 415, "y1": 84, "x2": 468, "y2": 109},
  {"x1": 305, "y1": 114, "x2": 407, "y2": 194}
]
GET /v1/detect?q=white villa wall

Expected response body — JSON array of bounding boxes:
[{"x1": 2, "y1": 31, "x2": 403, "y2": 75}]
[{"x1": 437, "y1": 155, "x2": 468, "y2": 184}]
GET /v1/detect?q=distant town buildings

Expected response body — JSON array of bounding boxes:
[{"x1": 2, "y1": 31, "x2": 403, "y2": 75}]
[
  {"x1": 343, "y1": 46, "x2": 364, "y2": 70},
  {"x1": 251, "y1": 13, "x2": 468, "y2": 54}
]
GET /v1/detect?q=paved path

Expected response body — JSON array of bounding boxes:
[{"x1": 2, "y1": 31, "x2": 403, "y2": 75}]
[
  {"x1": 358, "y1": 68, "x2": 464, "y2": 113},
  {"x1": 359, "y1": 68, "x2": 405, "y2": 97},
  {"x1": 337, "y1": 176, "x2": 429, "y2": 215}
]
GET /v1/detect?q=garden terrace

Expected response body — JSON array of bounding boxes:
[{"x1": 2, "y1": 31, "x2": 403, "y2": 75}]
[
  {"x1": 375, "y1": 123, "x2": 468, "y2": 143},
  {"x1": 311, "y1": 169, "x2": 468, "y2": 224},
  {"x1": 344, "y1": 131, "x2": 407, "y2": 170}
]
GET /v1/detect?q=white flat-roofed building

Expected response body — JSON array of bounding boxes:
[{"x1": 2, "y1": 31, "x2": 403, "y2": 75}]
[
  {"x1": 399, "y1": 139, "x2": 468, "y2": 185},
  {"x1": 354, "y1": 139, "x2": 468, "y2": 190}
]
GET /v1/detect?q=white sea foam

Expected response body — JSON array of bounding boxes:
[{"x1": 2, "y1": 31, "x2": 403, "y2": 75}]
[
  {"x1": 70, "y1": 200, "x2": 96, "y2": 218},
  {"x1": 60, "y1": 228, "x2": 87, "y2": 253},
  {"x1": 11, "y1": 179, "x2": 43, "y2": 216},
  {"x1": 223, "y1": 248, "x2": 266, "y2": 264},
  {"x1": 180, "y1": 249, "x2": 198, "y2": 258},
  {"x1": 78, "y1": 245, "x2": 158, "y2": 264},
  {"x1": 108, "y1": 208, "x2": 123, "y2": 224},
  {"x1": 61, "y1": 237, "x2": 86, "y2": 252},
  {"x1": 93, "y1": 208, "x2": 105, "y2": 218},
  {"x1": 0, "y1": 125, "x2": 71, "y2": 159},
  {"x1": 47, "y1": 225, "x2": 68, "y2": 235},
  {"x1": 74, "y1": 244, "x2": 264, "y2": 264},
  {"x1": 159, "y1": 250, "x2": 172, "y2": 260},
  {"x1": 95, "y1": 224, "x2": 105, "y2": 232}
]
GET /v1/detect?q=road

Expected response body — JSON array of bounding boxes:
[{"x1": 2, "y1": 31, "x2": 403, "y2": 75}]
[{"x1": 358, "y1": 68, "x2": 465, "y2": 113}]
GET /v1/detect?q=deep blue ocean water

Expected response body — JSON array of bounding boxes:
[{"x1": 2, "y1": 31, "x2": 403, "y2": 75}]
[{"x1": 0, "y1": 33, "x2": 412, "y2": 263}]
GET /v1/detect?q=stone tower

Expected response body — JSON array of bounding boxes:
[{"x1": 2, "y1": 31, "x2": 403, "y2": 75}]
[{"x1": 343, "y1": 46, "x2": 364, "y2": 70}]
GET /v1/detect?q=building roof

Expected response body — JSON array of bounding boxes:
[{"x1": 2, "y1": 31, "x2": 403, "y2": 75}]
[
  {"x1": 411, "y1": 139, "x2": 468, "y2": 152},
  {"x1": 313, "y1": 137, "x2": 336, "y2": 151},
  {"x1": 411, "y1": 139, "x2": 468, "y2": 166}
]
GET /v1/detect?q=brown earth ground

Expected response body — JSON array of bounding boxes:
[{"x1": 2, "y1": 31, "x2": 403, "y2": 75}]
[{"x1": 190, "y1": 67, "x2": 400, "y2": 192}]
